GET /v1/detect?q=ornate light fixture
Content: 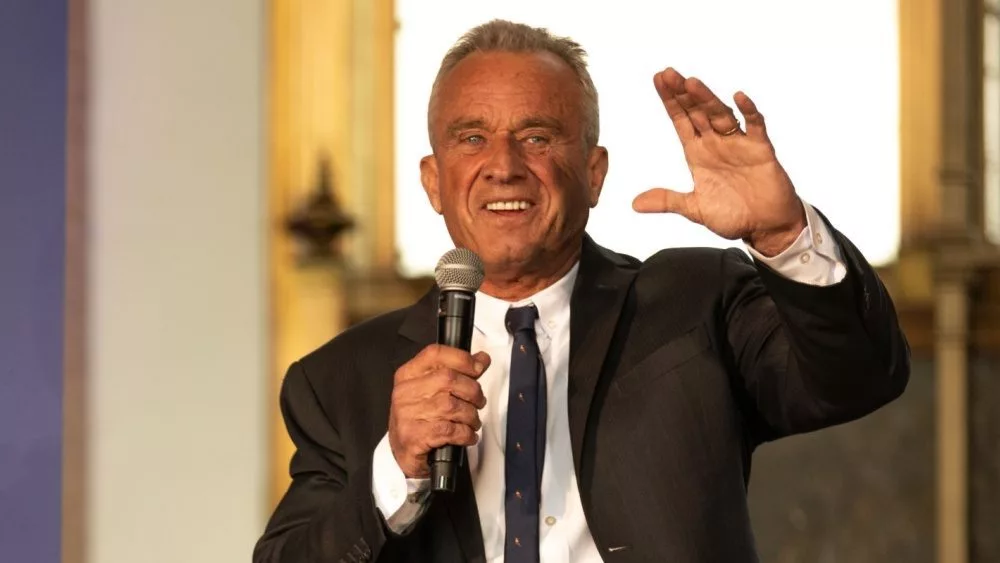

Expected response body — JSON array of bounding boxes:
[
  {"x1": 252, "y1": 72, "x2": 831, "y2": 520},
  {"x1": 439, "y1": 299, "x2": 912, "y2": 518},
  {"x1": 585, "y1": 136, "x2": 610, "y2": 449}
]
[{"x1": 285, "y1": 154, "x2": 355, "y2": 261}]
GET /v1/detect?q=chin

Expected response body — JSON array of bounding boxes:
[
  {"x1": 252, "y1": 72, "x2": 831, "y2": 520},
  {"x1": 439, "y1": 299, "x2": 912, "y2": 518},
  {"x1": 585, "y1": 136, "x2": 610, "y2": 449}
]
[{"x1": 477, "y1": 243, "x2": 539, "y2": 273}]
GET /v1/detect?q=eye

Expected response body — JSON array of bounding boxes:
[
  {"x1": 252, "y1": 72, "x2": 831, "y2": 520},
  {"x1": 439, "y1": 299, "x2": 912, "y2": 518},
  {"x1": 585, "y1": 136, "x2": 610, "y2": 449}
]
[
  {"x1": 524, "y1": 135, "x2": 549, "y2": 145},
  {"x1": 462, "y1": 134, "x2": 486, "y2": 145}
]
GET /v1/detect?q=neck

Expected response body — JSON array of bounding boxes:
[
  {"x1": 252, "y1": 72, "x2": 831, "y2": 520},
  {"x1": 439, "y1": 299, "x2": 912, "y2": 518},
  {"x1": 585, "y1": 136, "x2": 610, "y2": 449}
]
[{"x1": 478, "y1": 243, "x2": 581, "y2": 302}]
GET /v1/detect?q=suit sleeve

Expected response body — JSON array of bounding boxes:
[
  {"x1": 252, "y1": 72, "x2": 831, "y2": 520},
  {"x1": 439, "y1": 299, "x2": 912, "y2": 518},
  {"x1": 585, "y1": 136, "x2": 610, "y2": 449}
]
[
  {"x1": 720, "y1": 216, "x2": 911, "y2": 444},
  {"x1": 252, "y1": 361, "x2": 387, "y2": 563}
]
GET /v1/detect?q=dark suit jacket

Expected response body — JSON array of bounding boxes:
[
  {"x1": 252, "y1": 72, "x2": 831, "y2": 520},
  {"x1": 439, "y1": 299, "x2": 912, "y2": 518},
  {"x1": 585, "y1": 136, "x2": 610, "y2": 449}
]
[{"x1": 253, "y1": 223, "x2": 910, "y2": 563}]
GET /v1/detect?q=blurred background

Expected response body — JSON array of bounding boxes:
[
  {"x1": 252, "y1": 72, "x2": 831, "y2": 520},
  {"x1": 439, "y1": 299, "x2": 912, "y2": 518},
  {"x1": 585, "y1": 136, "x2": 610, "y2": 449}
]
[{"x1": 1, "y1": 0, "x2": 998, "y2": 562}]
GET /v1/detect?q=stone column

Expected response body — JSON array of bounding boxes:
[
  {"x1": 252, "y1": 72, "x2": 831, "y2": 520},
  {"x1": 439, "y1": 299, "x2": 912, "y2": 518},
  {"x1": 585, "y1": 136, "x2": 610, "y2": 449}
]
[
  {"x1": 266, "y1": 0, "x2": 355, "y2": 506},
  {"x1": 933, "y1": 272, "x2": 971, "y2": 563},
  {"x1": 933, "y1": 2, "x2": 1000, "y2": 563}
]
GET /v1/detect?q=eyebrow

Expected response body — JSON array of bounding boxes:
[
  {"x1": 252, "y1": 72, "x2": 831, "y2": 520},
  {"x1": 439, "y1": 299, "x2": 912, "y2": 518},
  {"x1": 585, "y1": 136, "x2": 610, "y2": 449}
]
[
  {"x1": 515, "y1": 116, "x2": 563, "y2": 133},
  {"x1": 446, "y1": 119, "x2": 489, "y2": 138},
  {"x1": 445, "y1": 116, "x2": 564, "y2": 138}
]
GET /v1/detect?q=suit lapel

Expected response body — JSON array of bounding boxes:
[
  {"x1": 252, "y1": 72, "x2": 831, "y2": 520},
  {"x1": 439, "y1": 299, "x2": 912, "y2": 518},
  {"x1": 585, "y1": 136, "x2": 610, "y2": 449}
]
[
  {"x1": 397, "y1": 289, "x2": 486, "y2": 563},
  {"x1": 395, "y1": 286, "x2": 438, "y2": 355},
  {"x1": 567, "y1": 236, "x2": 638, "y2": 477}
]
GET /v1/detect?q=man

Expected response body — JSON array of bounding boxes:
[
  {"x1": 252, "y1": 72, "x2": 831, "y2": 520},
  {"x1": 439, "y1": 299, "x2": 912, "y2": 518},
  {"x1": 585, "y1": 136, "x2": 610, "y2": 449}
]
[{"x1": 254, "y1": 19, "x2": 909, "y2": 563}]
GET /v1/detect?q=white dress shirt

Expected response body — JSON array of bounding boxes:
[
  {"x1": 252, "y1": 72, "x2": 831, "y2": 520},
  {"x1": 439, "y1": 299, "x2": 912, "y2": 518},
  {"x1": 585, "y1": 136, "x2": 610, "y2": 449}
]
[{"x1": 372, "y1": 202, "x2": 846, "y2": 562}]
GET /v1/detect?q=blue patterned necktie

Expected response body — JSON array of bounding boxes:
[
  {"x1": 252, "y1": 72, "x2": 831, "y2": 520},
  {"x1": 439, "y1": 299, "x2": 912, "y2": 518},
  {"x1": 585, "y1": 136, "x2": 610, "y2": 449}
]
[{"x1": 503, "y1": 305, "x2": 546, "y2": 563}]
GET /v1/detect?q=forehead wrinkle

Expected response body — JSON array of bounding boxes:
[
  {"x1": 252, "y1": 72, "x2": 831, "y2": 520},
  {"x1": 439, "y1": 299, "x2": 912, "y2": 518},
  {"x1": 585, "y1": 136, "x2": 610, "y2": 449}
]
[{"x1": 431, "y1": 52, "x2": 587, "y2": 145}]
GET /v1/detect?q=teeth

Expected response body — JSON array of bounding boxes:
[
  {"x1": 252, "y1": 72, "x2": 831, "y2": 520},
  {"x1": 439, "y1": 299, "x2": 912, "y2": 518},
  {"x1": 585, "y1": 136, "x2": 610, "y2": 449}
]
[{"x1": 486, "y1": 200, "x2": 531, "y2": 211}]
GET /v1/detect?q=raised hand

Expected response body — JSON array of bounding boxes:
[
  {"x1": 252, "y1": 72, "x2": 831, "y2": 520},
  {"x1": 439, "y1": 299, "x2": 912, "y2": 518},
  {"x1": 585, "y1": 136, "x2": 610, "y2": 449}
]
[{"x1": 632, "y1": 67, "x2": 807, "y2": 257}]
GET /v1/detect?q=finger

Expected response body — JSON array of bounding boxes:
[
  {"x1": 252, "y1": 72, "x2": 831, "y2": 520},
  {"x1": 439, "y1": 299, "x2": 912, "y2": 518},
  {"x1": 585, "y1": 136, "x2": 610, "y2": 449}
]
[
  {"x1": 400, "y1": 344, "x2": 489, "y2": 382},
  {"x1": 426, "y1": 421, "x2": 479, "y2": 448},
  {"x1": 663, "y1": 69, "x2": 707, "y2": 132},
  {"x1": 734, "y1": 91, "x2": 768, "y2": 141},
  {"x1": 431, "y1": 392, "x2": 482, "y2": 429},
  {"x1": 390, "y1": 379, "x2": 426, "y2": 409},
  {"x1": 667, "y1": 75, "x2": 709, "y2": 135},
  {"x1": 654, "y1": 69, "x2": 696, "y2": 142},
  {"x1": 661, "y1": 69, "x2": 708, "y2": 130},
  {"x1": 432, "y1": 367, "x2": 487, "y2": 408},
  {"x1": 428, "y1": 345, "x2": 489, "y2": 377},
  {"x1": 393, "y1": 357, "x2": 430, "y2": 383},
  {"x1": 687, "y1": 107, "x2": 714, "y2": 136},
  {"x1": 684, "y1": 77, "x2": 741, "y2": 136},
  {"x1": 632, "y1": 188, "x2": 698, "y2": 221},
  {"x1": 471, "y1": 351, "x2": 492, "y2": 376},
  {"x1": 661, "y1": 67, "x2": 690, "y2": 106}
]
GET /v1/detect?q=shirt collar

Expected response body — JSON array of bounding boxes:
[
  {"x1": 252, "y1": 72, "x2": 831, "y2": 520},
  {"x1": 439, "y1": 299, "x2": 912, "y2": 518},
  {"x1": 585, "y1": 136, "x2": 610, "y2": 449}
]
[{"x1": 474, "y1": 262, "x2": 580, "y2": 343}]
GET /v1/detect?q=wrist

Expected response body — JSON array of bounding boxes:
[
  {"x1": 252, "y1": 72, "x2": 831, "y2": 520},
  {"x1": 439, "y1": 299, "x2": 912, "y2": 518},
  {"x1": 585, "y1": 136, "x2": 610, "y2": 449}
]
[
  {"x1": 746, "y1": 207, "x2": 808, "y2": 258},
  {"x1": 389, "y1": 440, "x2": 428, "y2": 479}
]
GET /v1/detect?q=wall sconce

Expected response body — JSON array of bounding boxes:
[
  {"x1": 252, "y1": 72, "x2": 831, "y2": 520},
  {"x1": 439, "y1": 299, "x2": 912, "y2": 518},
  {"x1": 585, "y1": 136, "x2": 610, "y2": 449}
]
[{"x1": 285, "y1": 154, "x2": 355, "y2": 262}]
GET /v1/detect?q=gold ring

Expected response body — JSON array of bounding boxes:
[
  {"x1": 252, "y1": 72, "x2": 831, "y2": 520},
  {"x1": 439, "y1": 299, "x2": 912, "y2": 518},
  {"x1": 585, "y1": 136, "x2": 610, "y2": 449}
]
[{"x1": 719, "y1": 124, "x2": 741, "y2": 136}]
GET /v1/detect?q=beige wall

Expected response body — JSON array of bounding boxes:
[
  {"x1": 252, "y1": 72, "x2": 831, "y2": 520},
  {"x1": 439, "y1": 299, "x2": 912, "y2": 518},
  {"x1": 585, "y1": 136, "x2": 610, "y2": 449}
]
[{"x1": 86, "y1": 1, "x2": 267, "y2": 562}]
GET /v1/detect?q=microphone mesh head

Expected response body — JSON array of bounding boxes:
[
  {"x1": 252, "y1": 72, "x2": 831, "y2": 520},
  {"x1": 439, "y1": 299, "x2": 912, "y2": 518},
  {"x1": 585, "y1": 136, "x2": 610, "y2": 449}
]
[{"x1": 434, "y1": 248, "x2": 485, "y2": 292}]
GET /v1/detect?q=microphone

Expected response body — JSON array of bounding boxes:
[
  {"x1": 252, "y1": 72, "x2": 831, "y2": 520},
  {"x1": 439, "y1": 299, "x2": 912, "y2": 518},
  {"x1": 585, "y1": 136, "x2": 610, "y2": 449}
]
[{"x1": 430, "y1": 248, "x2": 485, "y2": 493}]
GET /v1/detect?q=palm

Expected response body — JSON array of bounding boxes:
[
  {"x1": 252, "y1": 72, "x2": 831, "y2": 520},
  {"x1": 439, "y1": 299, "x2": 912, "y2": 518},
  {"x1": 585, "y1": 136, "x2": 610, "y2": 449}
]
[
  {"x1": 685, "y1": 137, "x2": 795, "y2": 241},
  {"x1": 633, "y1": 68, "x2": 804, "y2": 249}
]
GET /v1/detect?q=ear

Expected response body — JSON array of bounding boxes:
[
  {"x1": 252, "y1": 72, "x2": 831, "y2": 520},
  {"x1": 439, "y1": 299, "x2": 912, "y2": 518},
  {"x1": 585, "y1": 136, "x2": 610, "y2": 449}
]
[
  {"x1": 420, "y1": 154, "x2": 442, "y2": 214},
  {"x1": 586, "y1": 146, "x2": 609, "y2": 208}
]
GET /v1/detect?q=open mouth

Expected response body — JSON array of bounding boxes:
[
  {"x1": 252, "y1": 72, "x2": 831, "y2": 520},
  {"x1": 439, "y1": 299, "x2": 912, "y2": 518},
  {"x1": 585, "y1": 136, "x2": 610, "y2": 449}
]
[{"x1": 484, "y1": 200, "x2": 533, "y2": 213}]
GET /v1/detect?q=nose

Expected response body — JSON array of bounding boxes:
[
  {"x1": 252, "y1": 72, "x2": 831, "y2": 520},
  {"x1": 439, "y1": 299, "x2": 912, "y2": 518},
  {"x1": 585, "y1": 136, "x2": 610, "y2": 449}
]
[{"x1": 483, "y1": 136, "x2": 527, "y2": 184}]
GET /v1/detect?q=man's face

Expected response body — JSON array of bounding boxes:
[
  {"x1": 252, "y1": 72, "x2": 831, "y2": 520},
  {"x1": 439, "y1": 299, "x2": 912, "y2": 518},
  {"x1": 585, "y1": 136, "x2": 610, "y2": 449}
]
[{"x1": 421, "y1": 51, "x2": 609, "y2": 279}]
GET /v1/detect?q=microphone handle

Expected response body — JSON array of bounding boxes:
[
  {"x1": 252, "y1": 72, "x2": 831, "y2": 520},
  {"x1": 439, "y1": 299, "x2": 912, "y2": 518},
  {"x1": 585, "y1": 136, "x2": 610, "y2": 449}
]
[{"x1": 430, "y1": 289, "x2": 476, "y2": 492}]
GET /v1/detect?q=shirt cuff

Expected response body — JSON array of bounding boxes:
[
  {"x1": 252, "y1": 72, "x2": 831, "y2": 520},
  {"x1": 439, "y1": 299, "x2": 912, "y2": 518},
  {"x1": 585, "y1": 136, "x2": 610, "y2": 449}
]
[
  {"x1": 371, "y1": 432, "x2": 431, "y2": 535},
  {"x1": 746, "y1": 202, "x2": 847, "y2": 286}
]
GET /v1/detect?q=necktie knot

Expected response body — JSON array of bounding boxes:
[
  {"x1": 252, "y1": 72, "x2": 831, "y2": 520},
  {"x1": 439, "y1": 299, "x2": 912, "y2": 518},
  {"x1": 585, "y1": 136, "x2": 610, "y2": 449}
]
[{"x1": 505, "y1": 305, "x2": 539, "y2": 335}]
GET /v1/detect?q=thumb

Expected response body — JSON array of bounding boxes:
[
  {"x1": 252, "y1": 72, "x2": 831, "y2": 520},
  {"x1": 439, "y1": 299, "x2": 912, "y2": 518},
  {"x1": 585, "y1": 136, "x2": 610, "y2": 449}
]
[
  {"x1": 471, "y1": 351, "x2": 492, "y2": 377},
  {"x1": 632, "y1": 188, "x2": 696, "y2": 219}
]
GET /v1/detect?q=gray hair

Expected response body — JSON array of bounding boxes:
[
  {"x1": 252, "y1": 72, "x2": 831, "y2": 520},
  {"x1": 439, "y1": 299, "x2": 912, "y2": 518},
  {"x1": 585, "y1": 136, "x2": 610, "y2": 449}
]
[{"x1": 428, "y1": 19, "x2": 601, "y2": 147}]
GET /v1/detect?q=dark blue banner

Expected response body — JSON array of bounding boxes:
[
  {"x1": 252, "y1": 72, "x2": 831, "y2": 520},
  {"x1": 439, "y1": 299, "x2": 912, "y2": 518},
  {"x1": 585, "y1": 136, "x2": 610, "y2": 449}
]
[{"x1": 0, "y1": 1, "x2": 68, "y2": 561}]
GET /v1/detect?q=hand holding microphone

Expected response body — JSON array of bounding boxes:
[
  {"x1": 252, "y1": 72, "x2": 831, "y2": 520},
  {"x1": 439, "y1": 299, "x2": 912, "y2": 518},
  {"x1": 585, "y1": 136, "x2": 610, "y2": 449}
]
[{"x1": 386, "y1": 249, "x2": 487, "y2": 491}]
